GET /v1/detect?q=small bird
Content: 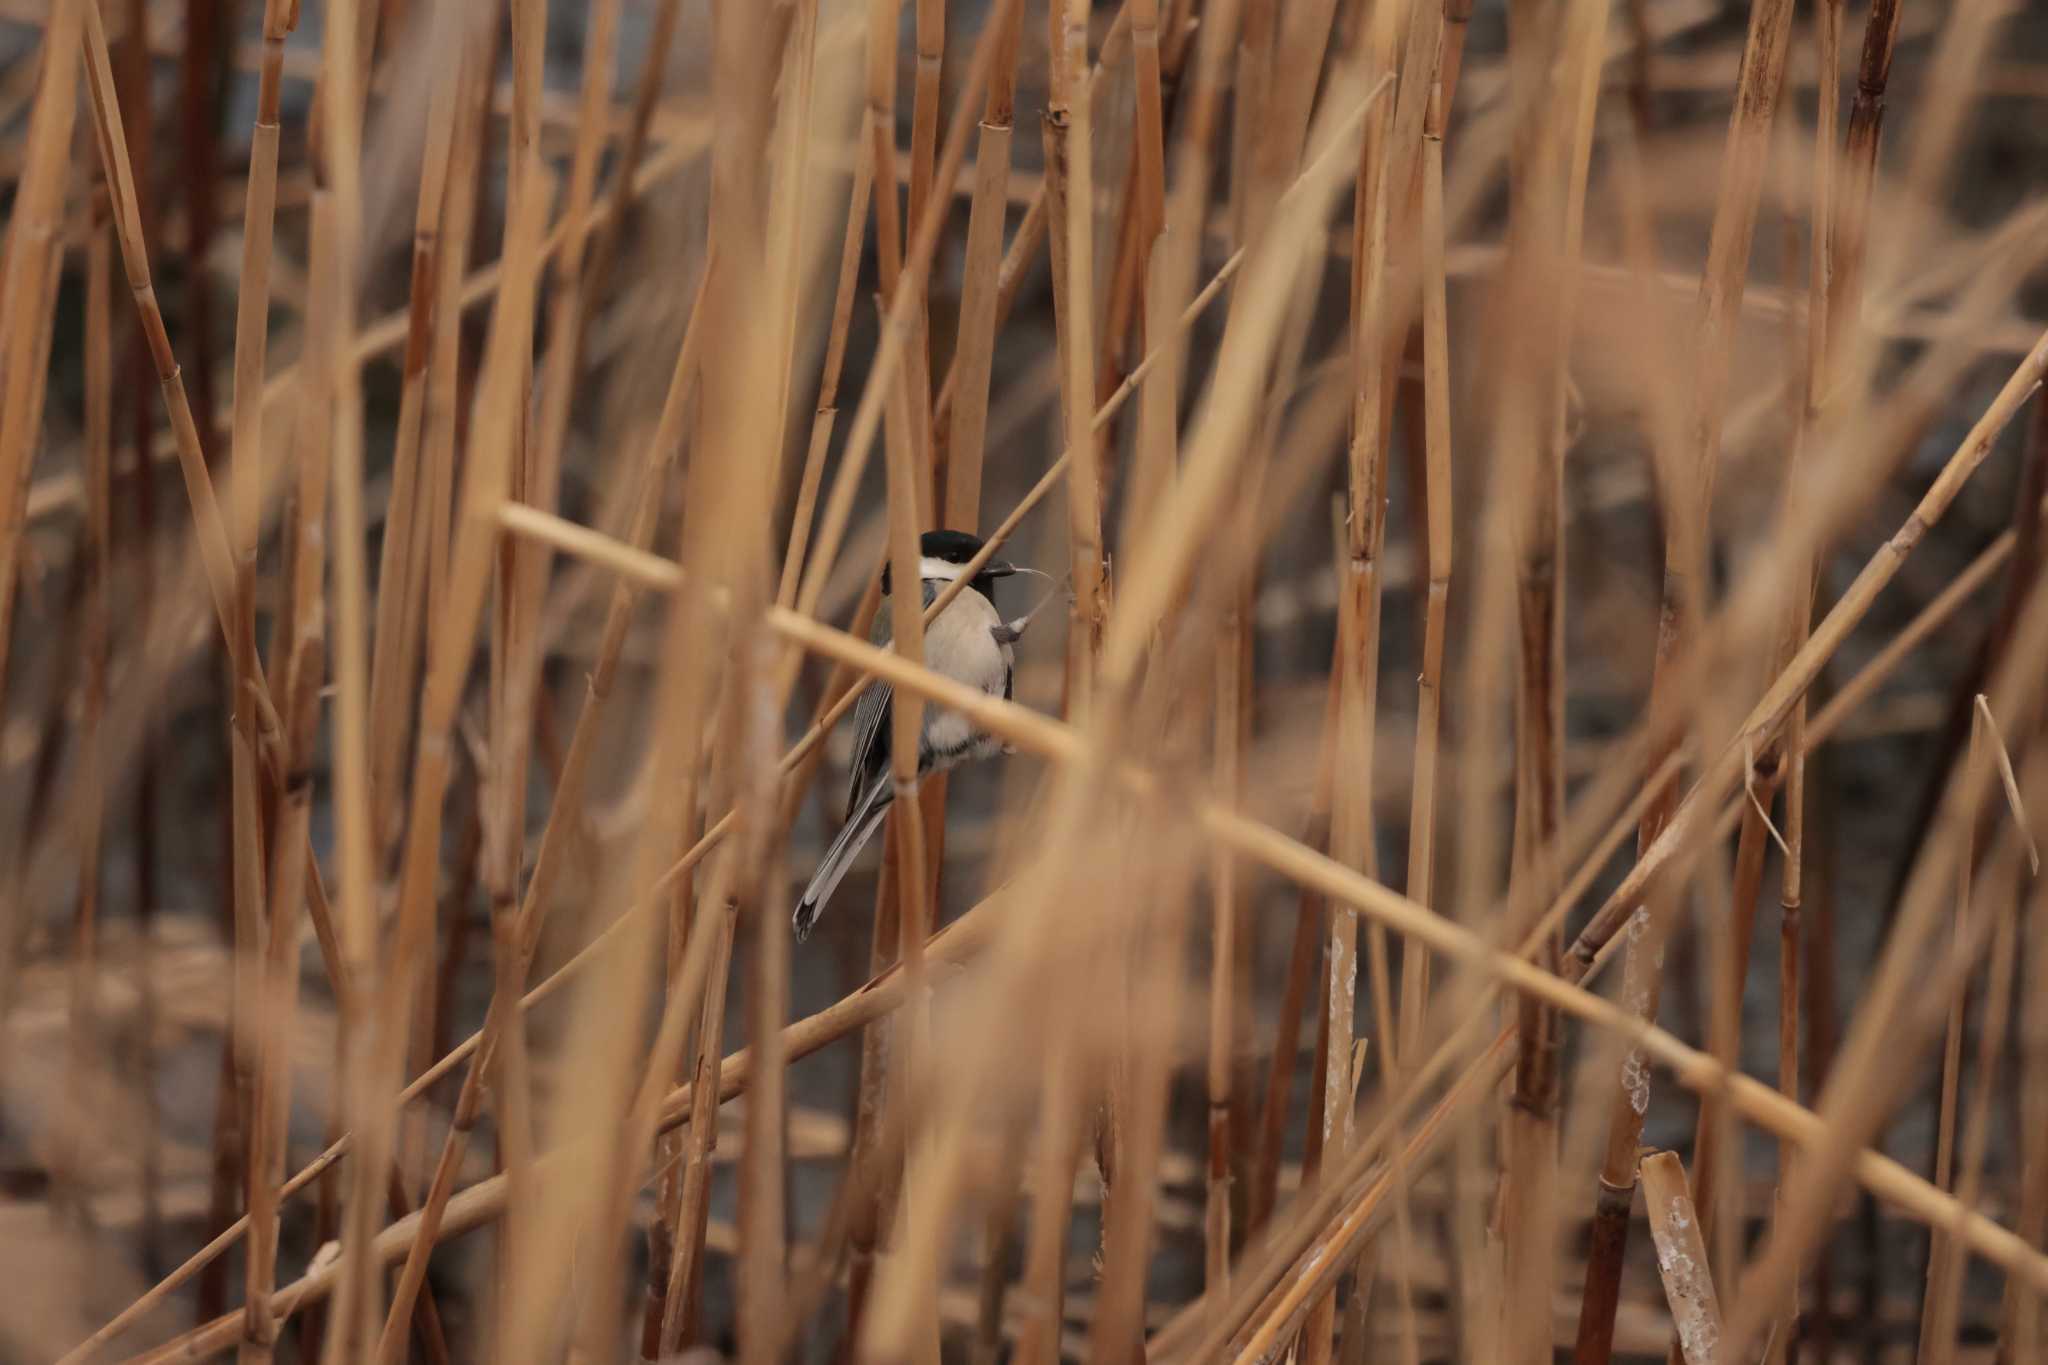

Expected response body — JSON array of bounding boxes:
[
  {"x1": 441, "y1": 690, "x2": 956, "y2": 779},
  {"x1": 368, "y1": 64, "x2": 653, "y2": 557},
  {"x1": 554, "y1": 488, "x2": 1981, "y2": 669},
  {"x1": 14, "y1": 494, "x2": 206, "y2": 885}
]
[{"x1": 793, "y1": 529, "x2": 1021, "y2": 940}]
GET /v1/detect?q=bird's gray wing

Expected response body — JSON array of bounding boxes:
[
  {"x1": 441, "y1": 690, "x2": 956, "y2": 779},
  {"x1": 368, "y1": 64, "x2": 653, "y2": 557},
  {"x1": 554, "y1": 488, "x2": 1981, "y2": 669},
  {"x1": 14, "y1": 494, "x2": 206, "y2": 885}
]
[
  {"x1": 844, "y1": 579, "x2": 941, "y2": 815},
  {"x1": 845, "y1": 679, "x2": 892, "y2": 818}
]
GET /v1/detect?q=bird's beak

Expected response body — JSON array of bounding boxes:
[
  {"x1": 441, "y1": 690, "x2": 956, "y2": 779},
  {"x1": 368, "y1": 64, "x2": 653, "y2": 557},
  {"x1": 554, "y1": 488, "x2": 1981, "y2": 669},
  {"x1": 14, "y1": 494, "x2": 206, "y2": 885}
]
[{"x1": 983, "y1": 560, "x2": 1017, "y2": 578}]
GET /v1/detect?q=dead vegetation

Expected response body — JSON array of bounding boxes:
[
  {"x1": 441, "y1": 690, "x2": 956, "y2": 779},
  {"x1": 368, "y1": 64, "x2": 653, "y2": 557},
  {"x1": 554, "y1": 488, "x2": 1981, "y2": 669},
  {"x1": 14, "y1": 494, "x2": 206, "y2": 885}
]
[{"x1": 3, "y1": 0, "x2": 2048, "y2": 1361}]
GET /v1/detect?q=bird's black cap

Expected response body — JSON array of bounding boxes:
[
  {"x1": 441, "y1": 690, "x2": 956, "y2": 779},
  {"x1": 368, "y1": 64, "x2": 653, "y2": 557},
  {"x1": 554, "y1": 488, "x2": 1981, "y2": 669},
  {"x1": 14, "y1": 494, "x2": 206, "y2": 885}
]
[{"x1": 880, "y1": 528, "x2": 1016, "y2": 594}]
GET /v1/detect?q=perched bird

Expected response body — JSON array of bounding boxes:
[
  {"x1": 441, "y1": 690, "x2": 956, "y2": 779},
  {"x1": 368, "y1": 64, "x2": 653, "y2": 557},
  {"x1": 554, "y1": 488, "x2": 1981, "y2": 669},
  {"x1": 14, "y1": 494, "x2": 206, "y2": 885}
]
[{"x1": 793, "y1": 529, "x2": 1020, "y2": 940}]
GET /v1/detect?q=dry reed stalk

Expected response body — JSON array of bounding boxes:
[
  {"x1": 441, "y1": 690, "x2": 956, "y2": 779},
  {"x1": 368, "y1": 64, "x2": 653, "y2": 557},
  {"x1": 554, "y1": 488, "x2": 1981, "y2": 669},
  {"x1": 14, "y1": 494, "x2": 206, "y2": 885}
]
[
  {"x1": 657, "y1": 887, "x2": 738, "y2": 1353},
  {"x1": 1305, "y1": 21, "x2": 1401, "y2": 1364},
  {"x1": 1153, "y1": 1, "x2": 1250, "y2": 1295},
  {"x1": 529, "y1": 0, "x2": 617, "y2": 488},
  {"x1": 575, "y1": 781, "x2": 728, "y2": 1364},
  {"x1": 0, "y1": 0, "x2": 83, "y2": 704},
  {"x1": 827, "y1": 0, "x2": 933, "y2": 1326},
  {"x1": 842, "y1": 858, "x2": 904, "y2": 1359},
  {"x1": 2000, "y1": 876, "x2": 2048, "y2": 1360},
  {"x1": 1208, "y1": 535, "x2": 1247, "y2": 1323},
  {"x1": 1922, "y1": 779, "x2": 2022, "y2": 1365},
  {"x1": 364, "y1": 12, "x2": 463, "y2": 852},
  {"x1": 778, "y1": 153, "x2": 874, "y2": 615},
  {"x1": 316, "y1": 0, "x2": 385, "y2": 1342},
  {"x1": 221, "y1": 4, "x2": 298, "y2": 1331},
  {"x1": 1014, "y1": 1033, "x2": 1086, "y2": 1365},
  {"x1": 471, "y1": 0, "x2": 559, "y2": 1292},
  {"x1": 1916, "y1": 702, "x2": 1981, "y2": 1363},
  {"x1": 1399, "y1": 60, "x2": 1454, "y2": 1085},
  {"x1": 659, "y1": 7, "x2": 788, "y2": 1355},
  {"x1": 1826, "y1": 0, "x2": 1900, "y2": 365},
  {"x1": 1500, "y1": 0, "x2": 1606, "y2": 1336},
  {"x1": 239, "y1": 165, "x2": 337, "y2": 1365},
  {"x1": 1129, "y1": 0, "x2": 1166, "y2": 271},
  {"x1": 1575, "y1": 2, "x2": 1795, "y2": 1355},
  {"x1": 642, "y1": 307, "x2": 728, "y2": 1361},
  {"x1": 941, "y1": 0, "x2": 1023, "y2": 529},
  {"x1": 1683, "y1": 771, "x2": 1771, "y2": 1280},
  {"x1": 1686, "y1": 181, "x2": 1821, "y2": 1284},
  {"x1": 764, "y1": 0, "x2": 826, "y2": 486},
  {"x1": 171, "y1": 0, "x2": 222, "y2": 457},
  {"x1": 571, "y1": 0, "x2": 679, "y2": 352},
  {"x1": 1085, "y1": 880, "x2": 1192, "y2": 1364},
  {"x1": 902, "y1": 0, "x2": 940, "y2": 480},
  {"x1": 701, "y1": 25, "x2": 828, "y2": 1323},
  {"x1": 931, "y1": 181, "x2": 1048, "y2": 426},
  {"x1": 1229, "y1": 0, "x2": 1273, "y2": 242},
  {"x1": 1760, "y1": 7, "x2": 1841, "y2": 1349},
  {"x1": 478, "y1": 20, "x2": 552, "y2": 1200},
  {"x1": 1640, "y1": 1151, "x2": 1725, "y2": 1365},
  {"x1": 1049, "y1": 0, "x2": 1107, "y2": 704},
  {"x1": 239, "y1": 641, "x2": 325, "y2": 1365},
  {"x1": 77, "y1": 0, "x2": 243, "y2": 707},
  {"x1": 64, "y1": 188, "x2": 114, "y2": 1221},
  {"x1": 867, "y1": 298, "x2": 944, "y2": 1365},
  {"x1": 1248, "y1": 675, "x2": 1342, "y2": 1238},
  {"x1": 866, "y1": 0, "x2": 907, "y2": 351}
]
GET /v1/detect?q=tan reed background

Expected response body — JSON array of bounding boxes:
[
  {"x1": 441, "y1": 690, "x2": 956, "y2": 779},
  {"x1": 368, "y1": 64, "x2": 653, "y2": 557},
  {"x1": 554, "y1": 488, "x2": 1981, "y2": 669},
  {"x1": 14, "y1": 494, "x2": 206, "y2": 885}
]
[{"x1": 3, "y1": 0, "x2": 2048, "y2": 1361}]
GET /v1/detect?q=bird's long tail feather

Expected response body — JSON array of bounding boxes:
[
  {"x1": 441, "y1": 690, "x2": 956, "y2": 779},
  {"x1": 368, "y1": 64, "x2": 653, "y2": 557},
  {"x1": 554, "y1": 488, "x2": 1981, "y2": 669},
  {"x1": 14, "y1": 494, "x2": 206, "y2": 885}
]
[{"x1": 793, "y1": 775, "x2": 893, "y2": 940}]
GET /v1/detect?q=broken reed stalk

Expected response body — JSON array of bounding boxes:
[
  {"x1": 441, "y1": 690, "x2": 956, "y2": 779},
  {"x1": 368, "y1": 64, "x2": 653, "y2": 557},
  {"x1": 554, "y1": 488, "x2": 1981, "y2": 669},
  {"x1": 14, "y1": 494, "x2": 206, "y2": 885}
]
[
  {"x1": 1576, "y1": 2, "x2": 1796, "y2": 1358},
  {"x1": 1827, "y1": 0, "x2": 1901, "y2": 364},
  {"x1": 1640, "y1": 1150, "x2": 1725, "y2": 1365}
]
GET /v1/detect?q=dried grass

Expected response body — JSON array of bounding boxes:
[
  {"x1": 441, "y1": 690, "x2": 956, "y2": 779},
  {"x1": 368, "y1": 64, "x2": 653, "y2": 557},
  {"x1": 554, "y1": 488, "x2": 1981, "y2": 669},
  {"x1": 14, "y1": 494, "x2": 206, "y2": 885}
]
[{"x1": 5, "y1": 1, "x2": 2048, "y2": 1362}]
